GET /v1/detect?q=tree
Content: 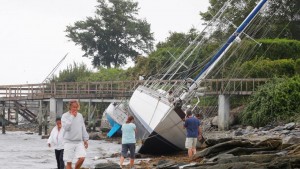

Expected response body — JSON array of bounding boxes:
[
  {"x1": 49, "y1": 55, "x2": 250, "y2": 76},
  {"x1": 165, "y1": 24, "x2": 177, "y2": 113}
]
[
  {"x1": 200, "y1": 0, "x2": 300, "y2": 40},
  {"x1": 53, "y1": 62, "x2": 92, "y2": 82},
  {"x1": 240, "y1": 76, "x2": 300, "y2": 127},
  {"x1": 65, "y1": 0, "x2": 154, "y2": 68}
]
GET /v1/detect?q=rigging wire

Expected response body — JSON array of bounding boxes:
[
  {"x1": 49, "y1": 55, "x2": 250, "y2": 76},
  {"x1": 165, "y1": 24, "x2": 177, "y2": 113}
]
[{"x1": 42, "y1": 53, "x2": 68, "y2": 83}]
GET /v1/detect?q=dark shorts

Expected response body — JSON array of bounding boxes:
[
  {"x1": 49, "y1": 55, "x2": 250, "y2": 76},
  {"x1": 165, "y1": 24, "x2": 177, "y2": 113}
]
[{"x1": 121, "y1": 143, "x2": 136, "y2": 159}]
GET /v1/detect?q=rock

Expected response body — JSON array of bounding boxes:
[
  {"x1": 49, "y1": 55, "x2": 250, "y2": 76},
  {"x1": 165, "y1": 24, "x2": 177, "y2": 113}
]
[
  {"x1": 254, "y1": 138, "x2": 282, "y2": 149},
  {"x1": 25, "y1": 131, "x2": 34, "y2": 135},
  {"x1": 205, "y1": 153, "x2": 234, "y2": 163},
  {"x1": 272, "y1": 126, "x2": 285, "y2": 132},
  {"x1": 218, "y1": 154, "x2": 279, "y2": 164},
  {"x1": 89, "y1": 132, "x2": 101, "y2": 140},
  {"x1": 205, "y1": 137, "x2": 233, "y2": 147},
  {"x1": 233, "y1": 130, "x2": 243, "y2": 136},
  {"x1": 94, "y1": 163, "x2": 121, "y2": 169},
  {"x1": 211, "y1": 116, "x2": 218, "y2": 126},
  {"x1": 184, "y1": 161, "x2": 266, "y2": 169},
  {"x1": 41, "y1": 135, "x2": 49, "y2": 139},
  {"x1": 282, "y1": 136, "x2": 300, "y2": 144},
  {"x1": 281, "y1": 130, "x2": 291, "y2": 135},
  {"x1": 284, "y1": 122, "x2": 296, "y2": 130},
  {"x1": 268, "y1": 155, "x2": 300, "y2": 168},
  {"x1": 245, "y1": 126, "x2": 254, "y2": 133},
  {"x1": 156, "y1": 160, "x2": 178, "y2": 169},
  {"x1": 194, "y1": 139, "x2": 253, "y2": 158}
]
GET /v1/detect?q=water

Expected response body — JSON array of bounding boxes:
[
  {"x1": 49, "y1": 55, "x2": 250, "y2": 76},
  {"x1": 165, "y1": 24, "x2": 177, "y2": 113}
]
[{"x1": 0, "y1": 131, "x2": 121, "y2": 169}]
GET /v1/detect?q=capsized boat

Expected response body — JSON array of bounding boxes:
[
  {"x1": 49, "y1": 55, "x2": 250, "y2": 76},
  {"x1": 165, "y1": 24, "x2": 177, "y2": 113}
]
[
  {"x1": 105, "y1": 102, "x2": 129, "y2": 137},
  {"x1": 128, "y1": 0, "x2": 269, "y2": 154}
]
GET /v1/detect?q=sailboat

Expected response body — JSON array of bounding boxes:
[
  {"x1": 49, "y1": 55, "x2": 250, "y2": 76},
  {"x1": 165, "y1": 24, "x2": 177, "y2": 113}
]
[
  {"x1": 126, "y1": 0, "x2": 269, "y2": 154},
  {"x1": 105, "y1": 102, "x2": 128, "y2": 137}
]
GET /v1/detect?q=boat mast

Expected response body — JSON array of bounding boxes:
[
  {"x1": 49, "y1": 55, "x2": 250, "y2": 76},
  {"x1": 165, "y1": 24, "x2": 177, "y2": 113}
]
[
  {"x1": 159, "y1": 0, "x2": 233, "y2": 81},
  {"x1": 188, "y1": 0, "x2": 268, "y2": 93}
]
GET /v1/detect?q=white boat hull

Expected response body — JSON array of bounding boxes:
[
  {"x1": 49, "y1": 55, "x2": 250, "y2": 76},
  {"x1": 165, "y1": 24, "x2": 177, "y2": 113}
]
[
  {"x1": 105, "y1": 102, "x2": 128, "y2": 125},
  {"x1": 129, "y1": 86, "x2": 187, "y2": 154}
]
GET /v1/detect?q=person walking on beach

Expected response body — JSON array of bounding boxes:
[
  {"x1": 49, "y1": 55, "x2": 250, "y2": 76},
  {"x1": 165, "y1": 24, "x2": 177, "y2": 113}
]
[
  {"x1": 120, "y1": 115, "x2": 137, "y2": 169},
  {"x1": 61, "y1": 100, "x2": 89, "y2": 169},
  {"x1": 48, "y1": 117, "x2": 65, "y2": 169},
  {"x1": 184, "y1": 111, "x2": 202, "y2": 158}
]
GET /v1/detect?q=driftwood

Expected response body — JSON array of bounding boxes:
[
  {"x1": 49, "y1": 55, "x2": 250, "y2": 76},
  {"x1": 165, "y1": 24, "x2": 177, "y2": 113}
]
[
  {"x1": 283, "y1": 143, "x2": 300, "y2": 151},
  {"x1": 270, "y1": 155, "x2": 300, "y2": 168},
  {"x1": 193, "y1": 139, "x2": 253, "y2": 159},
  {"x1": 205, "y1": 137, "x2": 233, "y2": 147},
  {"x1": 287, "y1": 144, "x2": 300, "y2": 155},
  {"x1": 217, "y1": 154, "x2": 279, "y2": 164},
  {"x1": 224, "y1": 147, "x2": 273, "y2": 156},
  {"x1": 254, "y1": 138, "x2": 282, "y2": 149},
  {"x1": 268, "y1": 155, "x2": 300, "y2": 169},
  {"x1": 183, "y1": 161, "x2": 267, "y2": 169},
  {"x1": 155, "y1": 160, "x2": 179, "y2": 169},
  {"x1": 184, "y1": 155, "x2": 300, "y2": 169}
]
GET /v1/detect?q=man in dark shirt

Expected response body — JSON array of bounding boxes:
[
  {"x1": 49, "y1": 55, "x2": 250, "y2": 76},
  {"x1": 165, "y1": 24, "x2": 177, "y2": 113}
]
[{"x1": 184, "y1": 111, "x2": 202, "y2": 158}]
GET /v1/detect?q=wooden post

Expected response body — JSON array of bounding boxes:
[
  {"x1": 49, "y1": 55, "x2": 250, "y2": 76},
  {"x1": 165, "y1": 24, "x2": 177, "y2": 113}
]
[
  {"x1": 38, "y1": 100, "x2": 43, "y2": 135},
  {"x1": 44, "y1": 102, "x2": 49, "y2": 135},
  {"x1": 8, "y1": 106, "x2": 10, "y2": 123},
  {"x1": 2, "y1": 107, "x2": 5, "y2": 134},
  {"x1": 15, "y1": 106, "x2": 19, "y2": 125}
]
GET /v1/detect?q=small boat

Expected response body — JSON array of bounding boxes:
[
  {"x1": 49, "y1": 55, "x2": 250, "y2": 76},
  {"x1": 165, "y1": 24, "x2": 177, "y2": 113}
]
[
  {"x1": 127, "y1": 0, "x2": 269, "y2": 154},
  {"x1": 105, "y1": 102, "x2": 128, "y2": 137}
]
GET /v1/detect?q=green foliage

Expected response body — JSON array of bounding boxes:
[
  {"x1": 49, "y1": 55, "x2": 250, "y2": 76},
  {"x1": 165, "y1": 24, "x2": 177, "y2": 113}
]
[
  {"x1": 266, "y1": 0, "x2": 300, "y2": 39},
  {"x1": 54, "y1": 62, "x2": 92, "y2": 82},
  {"x1": 65, "y1": 0, "x2": 154, "y2": 68},
  {"x1": 239, "y1": 58, "x2": 296, "y2": 78},
  {"x1": 201, "y1": 0, "x2": 300, "y2": 40},
  {"x1": 296, "y1": 58, "x2": 300, "y2": 74},
  {"x1": 129, "y1": 31, "x2": 198, "y2": 78},
  {"x1": 240, "y1": 76, "x2": 300, "y2": 127},
  {"x1": 83, "y1": 68, "x2": 128, "y2": 81},
  {"x1": 156, "y1": 29, "x2": 199, "y2": 49},
  {"x1": 255, "y1": 39, "x2": 300, "y2": 60}
]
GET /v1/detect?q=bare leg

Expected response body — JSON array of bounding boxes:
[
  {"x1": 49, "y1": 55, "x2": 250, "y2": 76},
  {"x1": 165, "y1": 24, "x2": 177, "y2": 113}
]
[
  {"x1": 188, "y1": 148, "x2": 193, "y2": 158},
  {"x1": 192, "y1": 147, "x2": 197, "y2": 156},
  {"x1": 129, "y1": 158, "x2": 134, "y2": 168},
  {"x1": 75, "y1": 157, "x2": 85, "y2": 169},
  {"x1": 120, "y1": 156, "x2": 125, "y2": 166},
  {"x1": 66, "y1": 162, "x2": 72, "y2": 169}
]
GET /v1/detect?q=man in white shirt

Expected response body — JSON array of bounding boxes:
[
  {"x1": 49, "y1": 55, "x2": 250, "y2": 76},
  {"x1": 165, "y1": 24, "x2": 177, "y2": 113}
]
[{"x1": 62, "y1": 100, "x2": 89, "y2": 169}]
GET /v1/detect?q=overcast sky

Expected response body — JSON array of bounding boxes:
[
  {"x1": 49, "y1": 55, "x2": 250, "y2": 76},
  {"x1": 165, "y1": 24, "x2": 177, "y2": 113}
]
[{"x1": 0, "y1": 0, "x2": 209, "y2": 85}]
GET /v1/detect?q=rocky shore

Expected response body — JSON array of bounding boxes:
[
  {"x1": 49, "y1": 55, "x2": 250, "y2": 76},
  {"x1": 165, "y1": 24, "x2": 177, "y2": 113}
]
[
  {"x1": 139, "y1": 122, "x2": 300, "y2": 169},
  {"x1": 4, "y1": 122, "x2": 300, "y2": 169},
  {"x1": 93, "y1": 122, "x2": 300, "y2": 169}
]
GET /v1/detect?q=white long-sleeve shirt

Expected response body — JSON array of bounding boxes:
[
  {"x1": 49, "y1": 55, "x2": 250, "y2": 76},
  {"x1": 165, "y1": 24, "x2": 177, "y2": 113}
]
[
  {"x1": 47, "y1": 126, "x2": 64, "y2": 150},
  {"x1": 61, "y1": 112, "x2": 89, "y2": 143}
]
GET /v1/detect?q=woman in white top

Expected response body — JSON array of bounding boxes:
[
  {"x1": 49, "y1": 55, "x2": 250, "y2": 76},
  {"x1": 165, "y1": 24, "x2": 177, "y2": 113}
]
[{"x1": 48, "y1": 117, "x2": 65, "y2": 169}]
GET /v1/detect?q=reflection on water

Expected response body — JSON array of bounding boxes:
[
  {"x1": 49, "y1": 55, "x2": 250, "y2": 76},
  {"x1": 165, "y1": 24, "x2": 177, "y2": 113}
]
[{"x1": 0, "y1": 131, "x2": 120, "y2": 169}]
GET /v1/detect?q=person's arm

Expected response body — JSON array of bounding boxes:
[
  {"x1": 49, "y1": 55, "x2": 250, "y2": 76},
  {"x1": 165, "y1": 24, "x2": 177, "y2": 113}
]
[
  {"x1": 198, "y1": 121, "x2": 203, "y2": 140},
  {"x1": 47, "y1": 127, "x2": 55, "y2": 147},
  {"x1": 134, "y1": 124, "x2": 137, "y2": 134},
  {"x1": 81, "y1": 115, "x2": 89, "y2": 148},
  {"x1": 61, "y1": 113, "x2": 74, "y2": 131},
  {"x1": 183, "y1": 119, "x2": 187, "y2": 129}
]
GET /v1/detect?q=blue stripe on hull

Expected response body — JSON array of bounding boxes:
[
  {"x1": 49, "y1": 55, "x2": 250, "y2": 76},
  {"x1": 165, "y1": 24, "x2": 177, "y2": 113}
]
[{"x1": 106, "y1": 114, "x2": 122, "y2": 137}]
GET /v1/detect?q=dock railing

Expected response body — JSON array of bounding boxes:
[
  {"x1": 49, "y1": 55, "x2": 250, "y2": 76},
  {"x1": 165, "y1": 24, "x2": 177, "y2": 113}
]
[{"x1": 0, "y1": 78, "x2": 268, "y2": 101}]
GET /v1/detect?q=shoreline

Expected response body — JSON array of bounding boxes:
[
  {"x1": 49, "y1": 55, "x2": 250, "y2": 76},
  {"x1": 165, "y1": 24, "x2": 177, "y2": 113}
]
[{"x1": 1, "y1": 122, "x2": 299, "y2": 169}]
